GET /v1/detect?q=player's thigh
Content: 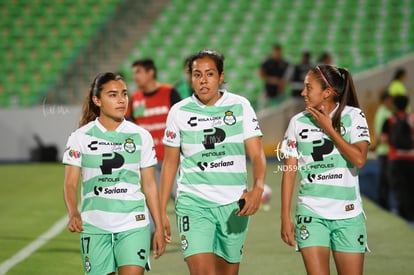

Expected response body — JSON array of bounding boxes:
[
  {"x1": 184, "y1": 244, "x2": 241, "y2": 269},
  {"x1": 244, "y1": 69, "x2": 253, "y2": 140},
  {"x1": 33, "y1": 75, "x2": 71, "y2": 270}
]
[
  {"x1": 215, "y1": 254, "x2": 240, "y2": 275},
  {"x1": 80, "y1": 233, "x2": 115, "y2": 275},
  {"x1": 113, "y1": 226, "x2": 151, "y2": 271},
  {"x1": 300, "y1": 246, "x2": 331, "y2": 275},
  {"x1": 295, "y1": 215, "x2": 330, "y2": 250},
  {"x1": 330, "y1": 213, "x2": 367, "y2": 253},
  {"x1": 332, "y1": 251, "x2": 364, "y2": 275},
  {"x1": 176, "y1": 204, "x2": 216, "y2": 259},
  {"x1": 186, "y1": 253, "x2": 216, "y2": 275},
  {"x1": 215, "y1": 202, "x2": 249, "y2": 263},
  {"x1": 118, "y1": 265, "x2": 145, "y2": 275},
  {"x1": 295, "y1": 215, "x2": 331, "y2": 274}
]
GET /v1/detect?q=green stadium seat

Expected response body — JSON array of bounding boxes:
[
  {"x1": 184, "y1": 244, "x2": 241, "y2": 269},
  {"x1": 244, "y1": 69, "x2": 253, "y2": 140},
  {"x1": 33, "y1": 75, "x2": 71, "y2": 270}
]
[
  {"x1": 118, "y1": 0, "x2": 414, "y2": 108},
  {"x1": 1, "y1": 0, "x2": 123, "y2": 107}
]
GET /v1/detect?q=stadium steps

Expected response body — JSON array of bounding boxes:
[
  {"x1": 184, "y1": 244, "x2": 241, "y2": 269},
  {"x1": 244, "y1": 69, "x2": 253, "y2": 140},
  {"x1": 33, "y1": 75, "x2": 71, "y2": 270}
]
[{"x1": 44, "y1": 0, "x2": 170, "y2": 105}]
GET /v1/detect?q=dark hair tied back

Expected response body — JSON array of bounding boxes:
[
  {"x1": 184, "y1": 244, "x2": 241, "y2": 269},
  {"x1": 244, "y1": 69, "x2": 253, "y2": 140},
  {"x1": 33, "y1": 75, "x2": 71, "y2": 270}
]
[
  {"x1": 79, "y1": 72, "x2": 123, "y2": 127},
  {"x1": 337, "y1": 67, "x2": 346, "y2": 79},
  {"x1": 311, "y1": 65, "x2": 360, "y2": 133}
]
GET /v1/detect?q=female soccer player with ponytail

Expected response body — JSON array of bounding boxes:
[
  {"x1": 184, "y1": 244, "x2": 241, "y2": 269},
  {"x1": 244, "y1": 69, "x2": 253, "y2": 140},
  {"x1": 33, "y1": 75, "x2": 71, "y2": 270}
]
[
  {"x1": 280, "y1": 65, "x2": 370, "y2": 275},
  {"x1": 63, "y1": 72, "x2": 165, "y2": 275}
]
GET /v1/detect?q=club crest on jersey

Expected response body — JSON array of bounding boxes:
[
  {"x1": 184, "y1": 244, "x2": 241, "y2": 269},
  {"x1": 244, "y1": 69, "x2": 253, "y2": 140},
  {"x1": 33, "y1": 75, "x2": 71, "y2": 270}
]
[
  {"x1": 181, "y1": 235, "x2": 189, "y2": 251},
  {"x1": 84, "y1": 256, "x2": 92, "y2": 272},
  {"x1": 124, "y1": 138, "x2": 136, "y2": 153},
  {"x1": 223, "y1": 110, "x2": 236, "y2": 125},
  {"x1": 300, "y1": 225, "x2": 310, "y2": 240}
]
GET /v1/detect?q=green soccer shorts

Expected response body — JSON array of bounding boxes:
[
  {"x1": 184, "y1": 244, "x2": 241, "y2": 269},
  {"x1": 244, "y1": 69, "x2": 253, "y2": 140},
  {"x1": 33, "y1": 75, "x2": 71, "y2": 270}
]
[
  {"x1": 79, "y1": 225, "x2": 150, "y2": 275},
  {"x1": 295, "y1": 213, "x2": 368, "y2": 253},
  {"x1": 176, "y1": 201, "x2": 249, "y2": 263}
]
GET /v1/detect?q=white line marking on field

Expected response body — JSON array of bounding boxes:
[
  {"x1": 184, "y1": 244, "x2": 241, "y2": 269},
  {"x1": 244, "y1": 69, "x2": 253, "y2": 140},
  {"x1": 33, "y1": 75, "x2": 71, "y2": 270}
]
[{"x1": 0, "y1": 216, "x2": 68, "y2": 275}]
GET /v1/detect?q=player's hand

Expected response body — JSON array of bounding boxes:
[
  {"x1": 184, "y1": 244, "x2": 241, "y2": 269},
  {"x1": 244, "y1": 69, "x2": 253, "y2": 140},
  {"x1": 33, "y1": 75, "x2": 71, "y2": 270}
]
[
  {"x1": 281, "y1": 218, "x2": 295, "y2": 246},
  {"x1": 307, "y1": 105, "x2": 333, "y2": 132},
  {"x1": 152, "y1": 229, "x2": 166, "y2": 259},
  {"x1": 162, "y1": 214, "x2": 171, "y2": 244},
  {"x1": 237, "y1": 187, "x2": 263, "y2": 216},
  {"x1": 68, "y1": 213, "x2": 83, "y2": 233}
]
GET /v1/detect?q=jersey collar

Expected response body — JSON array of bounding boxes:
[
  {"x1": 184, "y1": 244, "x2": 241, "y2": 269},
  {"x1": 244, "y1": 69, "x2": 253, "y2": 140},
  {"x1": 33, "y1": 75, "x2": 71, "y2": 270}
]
[
  {"x1": 329, "y1": 103, "x2": 340, "y2": 118},
  {"x1": 94, "y1": 117, "x2": 127, "y2": 133}
]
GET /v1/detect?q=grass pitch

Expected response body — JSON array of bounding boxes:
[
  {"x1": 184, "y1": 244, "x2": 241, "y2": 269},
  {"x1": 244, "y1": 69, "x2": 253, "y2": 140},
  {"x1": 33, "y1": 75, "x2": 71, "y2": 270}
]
[{"x1": 0, "y1": 162, "x2": 413, "y2": 274}]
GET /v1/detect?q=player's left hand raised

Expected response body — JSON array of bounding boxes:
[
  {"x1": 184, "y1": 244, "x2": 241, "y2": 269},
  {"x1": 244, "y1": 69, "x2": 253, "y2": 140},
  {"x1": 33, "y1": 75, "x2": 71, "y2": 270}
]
[{"x1": 307, "y1": 105, "x2": 333, "y2": 132}]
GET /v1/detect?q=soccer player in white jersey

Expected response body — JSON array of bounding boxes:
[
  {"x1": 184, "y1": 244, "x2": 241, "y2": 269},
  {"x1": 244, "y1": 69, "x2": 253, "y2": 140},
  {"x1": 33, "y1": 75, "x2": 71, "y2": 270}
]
[
  {"x1": 63, "y1": 72, "x2": 165, "y2": 275},
  {"x1": 160, "y1": 50, "x2": 266, "y2": 275},
  {"x1": 280, "y1": 65, "x2": 371, "y2": 275}
]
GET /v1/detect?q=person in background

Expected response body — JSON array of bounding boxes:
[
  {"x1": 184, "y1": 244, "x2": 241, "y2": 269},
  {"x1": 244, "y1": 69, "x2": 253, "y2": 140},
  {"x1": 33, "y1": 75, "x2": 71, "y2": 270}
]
[
  {"x1": 388, "y1": 68, "x2": 408, "y2": 97},
  {"x1": 63, "y1": 72, "x2": 165, "y2": 275},
  {"x1": 127, "y1": 59, "x2": 181, "y2": 240},
  {"x1": 175, "y1": 56, "x2": 194, "y2": 99},
  {"x1": 374, "y1": 91, "x2": 394, "y2": 210},
  {"x1": 381, "y1": 95, "x2": 414, "y2": 224},
  {"x1": 283, "y1": 51, "x2": 313, "y2": 129},
  {"x1": 281, "y1": 65, "x2": 370, "y2": 275},
  {"x1": 259, "y1": 44, "x2": 292, "y2": 104},
  {"x1": 318, "y1": 51, "x2": 333, "y2": 65},
  {"x1": 128, "y1": 58, "x2": 181, "y2": 197},
  {"x1": 161, "y1": 50, "x2": 266, "y2": 275},
  {"x1": 291, "y1": 51, "x2": 313, "y2": 98}
]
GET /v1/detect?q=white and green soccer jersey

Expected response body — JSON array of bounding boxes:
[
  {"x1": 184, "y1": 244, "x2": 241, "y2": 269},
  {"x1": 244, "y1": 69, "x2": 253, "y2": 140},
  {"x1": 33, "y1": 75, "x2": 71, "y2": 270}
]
[
  {"x1": 281, "y1": 105, "x2": 371, "y2": 219},
  {"x1": 63, "y1": 118, "x2": 157, "y2": 234},
  {"x1": 163, "y1": 90, "x2": 262, "y2": 207}
]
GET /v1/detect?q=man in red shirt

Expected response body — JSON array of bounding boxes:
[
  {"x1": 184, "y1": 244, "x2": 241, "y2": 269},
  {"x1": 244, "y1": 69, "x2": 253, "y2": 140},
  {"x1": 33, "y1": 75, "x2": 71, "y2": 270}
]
[
  {"x1": 128, "y1": 59, "x2": 181, "y2": 160},
  {"x1": 381, "y1": 95, "x2": 414, "y2": 223},
  {"x1": 128, "y1": 59, "x2": 180, "y2": 198},
  {"x1": 127, "y1": 58, "x2": 181, "y2": 241}
]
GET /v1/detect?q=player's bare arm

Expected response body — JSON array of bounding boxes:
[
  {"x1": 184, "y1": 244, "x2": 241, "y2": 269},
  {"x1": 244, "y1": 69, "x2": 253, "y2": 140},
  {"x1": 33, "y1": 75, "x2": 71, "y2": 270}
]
[
  {"x1": 63, "y1": 165, "x2": 82, "y2": 233},
  {"x1": 160, "y1": 146, "x2": 180, "y2": 242},
  {"x1": 141, "y1": 166, "x2": 166, "y2": 259},
  {"x1": 238, "y1": 136, "x2": 266, "y2": 216}
]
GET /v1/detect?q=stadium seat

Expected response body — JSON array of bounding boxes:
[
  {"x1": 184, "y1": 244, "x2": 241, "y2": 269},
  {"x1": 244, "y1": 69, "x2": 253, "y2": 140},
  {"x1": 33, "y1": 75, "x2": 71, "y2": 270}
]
[
  {"x1": 2, "y1": 0, "x2": 413, "y2": 108},
  {"x1": 0, "y1": 0, "x2": 123, "y2": 108}
]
